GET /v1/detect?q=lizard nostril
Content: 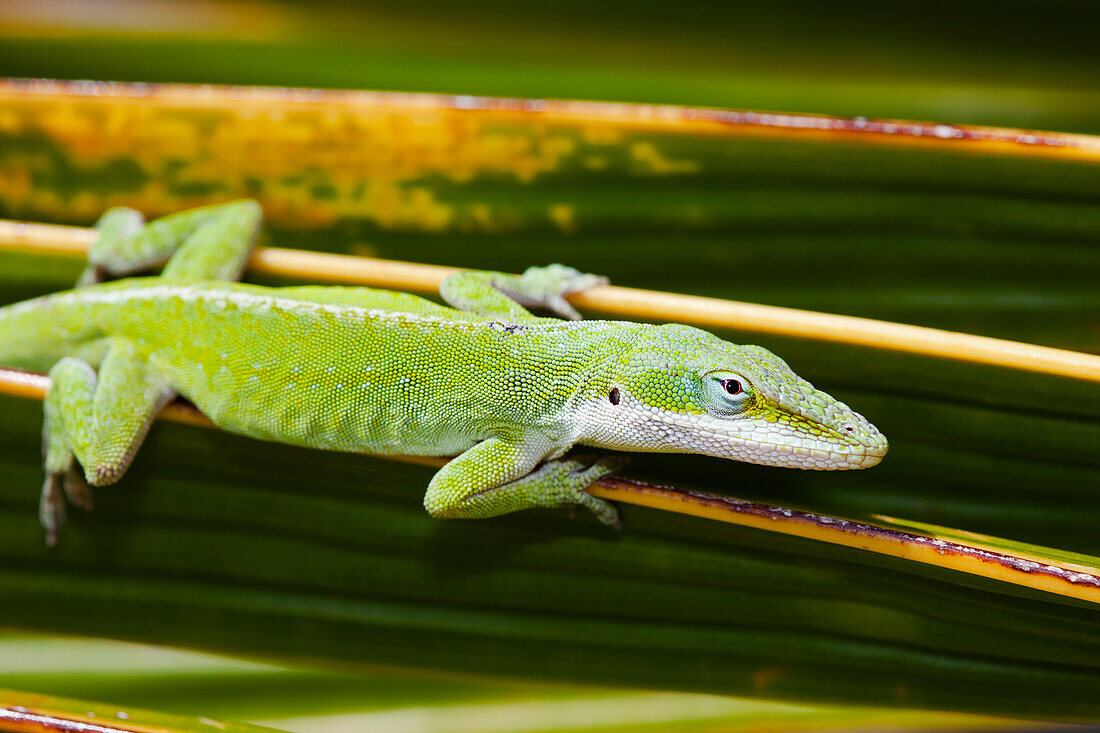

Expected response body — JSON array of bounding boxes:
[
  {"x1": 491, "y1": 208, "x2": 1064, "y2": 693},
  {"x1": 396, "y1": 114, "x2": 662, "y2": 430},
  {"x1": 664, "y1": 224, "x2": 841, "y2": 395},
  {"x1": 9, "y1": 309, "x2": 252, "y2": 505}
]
[{"x1": 609, "y1": 388, "x2": 620, "y2": 405}]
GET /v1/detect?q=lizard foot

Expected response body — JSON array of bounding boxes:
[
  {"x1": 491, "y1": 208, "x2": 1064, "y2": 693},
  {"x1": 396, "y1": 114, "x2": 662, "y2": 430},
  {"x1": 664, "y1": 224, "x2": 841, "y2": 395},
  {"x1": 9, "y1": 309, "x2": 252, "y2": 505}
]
[
  {"x1": 516, "y1": 264, "x2": 608, "y2": 320},
  {"x1": 546, "y1": 454, "x2": 627, "y2": 529},
  {"x1": 64, "y1": 465, "x2": 95, "y2": 512},
  {"x1": 38, "y1": 468, "x2": 95, "y2": 547},
  {"x1": 79, "y1": 207, "x2": 146, "y2": 286}
]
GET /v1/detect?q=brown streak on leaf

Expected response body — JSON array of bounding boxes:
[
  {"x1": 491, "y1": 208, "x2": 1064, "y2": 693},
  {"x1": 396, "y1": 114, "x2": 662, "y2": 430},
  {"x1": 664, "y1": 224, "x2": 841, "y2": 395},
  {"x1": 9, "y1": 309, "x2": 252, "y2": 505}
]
[{"x1": 590, "y1": 476, "x2": 1100, "y2": 603}]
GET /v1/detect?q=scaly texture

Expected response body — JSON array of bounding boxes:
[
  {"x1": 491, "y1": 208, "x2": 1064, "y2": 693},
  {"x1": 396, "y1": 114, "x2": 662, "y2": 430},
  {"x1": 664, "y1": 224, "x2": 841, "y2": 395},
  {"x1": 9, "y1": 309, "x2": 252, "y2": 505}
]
[{"x1": 0, "y1": 201, "x2": 888, "y2": 543}]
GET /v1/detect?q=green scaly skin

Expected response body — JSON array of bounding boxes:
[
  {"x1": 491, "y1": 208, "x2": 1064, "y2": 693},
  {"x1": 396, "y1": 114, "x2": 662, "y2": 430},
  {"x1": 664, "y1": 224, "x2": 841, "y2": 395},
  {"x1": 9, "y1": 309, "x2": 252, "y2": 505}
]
[{"x1": 0, "y1": 201, "x2": 888, "y2": 545}]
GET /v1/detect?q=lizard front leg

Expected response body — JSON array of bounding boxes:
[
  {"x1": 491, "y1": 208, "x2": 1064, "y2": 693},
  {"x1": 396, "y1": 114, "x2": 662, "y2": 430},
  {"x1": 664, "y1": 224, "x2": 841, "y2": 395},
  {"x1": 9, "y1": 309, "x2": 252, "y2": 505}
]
[
  {"x1": 41, "y1": 340, "x2": 173, "y2": 545},
  {"x1": 423, "y1": 436, "x2": 624, "y2": 527},
  {"x1": 440, "y1": 264, "x2": 608, "y2": 322}
]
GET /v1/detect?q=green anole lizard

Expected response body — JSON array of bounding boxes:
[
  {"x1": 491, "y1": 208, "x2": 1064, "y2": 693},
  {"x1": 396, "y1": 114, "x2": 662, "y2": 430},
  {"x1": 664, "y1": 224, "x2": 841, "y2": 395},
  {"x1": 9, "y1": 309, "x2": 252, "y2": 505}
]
[{"x1": 0, "y1": 200, "x2": 888, "y2": 544}]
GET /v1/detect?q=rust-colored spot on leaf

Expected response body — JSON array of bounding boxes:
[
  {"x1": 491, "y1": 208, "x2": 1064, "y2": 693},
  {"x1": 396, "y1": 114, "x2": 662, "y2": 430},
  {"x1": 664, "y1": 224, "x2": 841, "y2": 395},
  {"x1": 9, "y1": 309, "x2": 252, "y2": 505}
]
[{"x1": 753, "y1": 665, "x2": 788, "y2": 693}]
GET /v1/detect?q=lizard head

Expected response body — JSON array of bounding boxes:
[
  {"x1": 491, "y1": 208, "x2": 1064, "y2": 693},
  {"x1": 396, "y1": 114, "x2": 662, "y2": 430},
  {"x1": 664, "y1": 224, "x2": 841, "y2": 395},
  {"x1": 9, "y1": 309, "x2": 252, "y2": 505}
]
[{"x1": 579, "y1": 323, "x2": 888, "y2": 470}]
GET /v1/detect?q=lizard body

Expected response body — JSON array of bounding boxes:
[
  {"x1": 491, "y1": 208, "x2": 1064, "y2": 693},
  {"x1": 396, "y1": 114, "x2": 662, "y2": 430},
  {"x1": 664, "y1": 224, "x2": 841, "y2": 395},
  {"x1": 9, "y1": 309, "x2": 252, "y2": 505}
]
[{"x1": 0, "y1": 201, "x2": 888, "y2": 543}]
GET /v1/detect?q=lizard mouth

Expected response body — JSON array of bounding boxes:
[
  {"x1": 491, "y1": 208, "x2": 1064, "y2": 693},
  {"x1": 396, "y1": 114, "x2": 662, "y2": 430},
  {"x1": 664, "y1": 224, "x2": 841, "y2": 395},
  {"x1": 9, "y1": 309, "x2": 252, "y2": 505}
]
[
  {"x1": 702, "y1": 428, "x2": 889, "y2": 470},
  {"x1": 646, "y1": 414, "x2": 889, "y2": 471}
]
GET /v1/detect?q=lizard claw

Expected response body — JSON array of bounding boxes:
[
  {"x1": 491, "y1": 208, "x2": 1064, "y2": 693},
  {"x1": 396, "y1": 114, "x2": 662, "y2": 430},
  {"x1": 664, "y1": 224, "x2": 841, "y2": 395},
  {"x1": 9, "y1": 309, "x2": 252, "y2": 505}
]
[{"x1": 546, "y1": 296, "x2": 582, "y2": 321}]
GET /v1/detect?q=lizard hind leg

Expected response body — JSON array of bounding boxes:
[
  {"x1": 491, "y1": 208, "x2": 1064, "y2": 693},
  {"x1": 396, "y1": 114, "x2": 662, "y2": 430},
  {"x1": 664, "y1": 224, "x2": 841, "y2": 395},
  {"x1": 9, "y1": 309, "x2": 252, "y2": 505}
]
[
  {"x1": 81, "y1": 199, "x2": 262, "y2": 286},
  {"x1": 40, "y1": 341, "x2": 173, "y2": 546}
]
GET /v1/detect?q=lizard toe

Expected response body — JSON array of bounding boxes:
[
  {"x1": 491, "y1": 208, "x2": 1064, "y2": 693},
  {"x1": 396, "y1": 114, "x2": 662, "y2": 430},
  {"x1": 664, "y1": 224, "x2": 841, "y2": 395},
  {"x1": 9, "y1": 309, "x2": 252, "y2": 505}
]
[
  {"x1": 39, "y1": 473, "x2": 66, "y2": 547},
  {"x1": 64, "y1": 466, "x2": 95, "y2": 512}
]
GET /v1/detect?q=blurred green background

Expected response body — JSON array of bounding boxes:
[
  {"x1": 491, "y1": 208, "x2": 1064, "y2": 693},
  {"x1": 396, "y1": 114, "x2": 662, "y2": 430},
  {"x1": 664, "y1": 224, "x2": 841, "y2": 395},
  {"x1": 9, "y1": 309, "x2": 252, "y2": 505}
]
[
  {"x1": 1, "y1": 1, "x2": 1099, "y2": 731},
  {"x1": 2, "y1": 0, "x2": 1100, "y2": 134}
]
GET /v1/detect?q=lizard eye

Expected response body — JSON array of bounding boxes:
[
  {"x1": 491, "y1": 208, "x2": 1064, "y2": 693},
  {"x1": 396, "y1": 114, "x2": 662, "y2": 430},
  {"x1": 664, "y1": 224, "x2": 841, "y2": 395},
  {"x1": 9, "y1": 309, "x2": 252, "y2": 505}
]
[
  {"x1": 721, "y1": 379, "x2": 742, "y2": 396},
  {"x1": 705, "y1": 372, "x2": 752, "y2": 413}
]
